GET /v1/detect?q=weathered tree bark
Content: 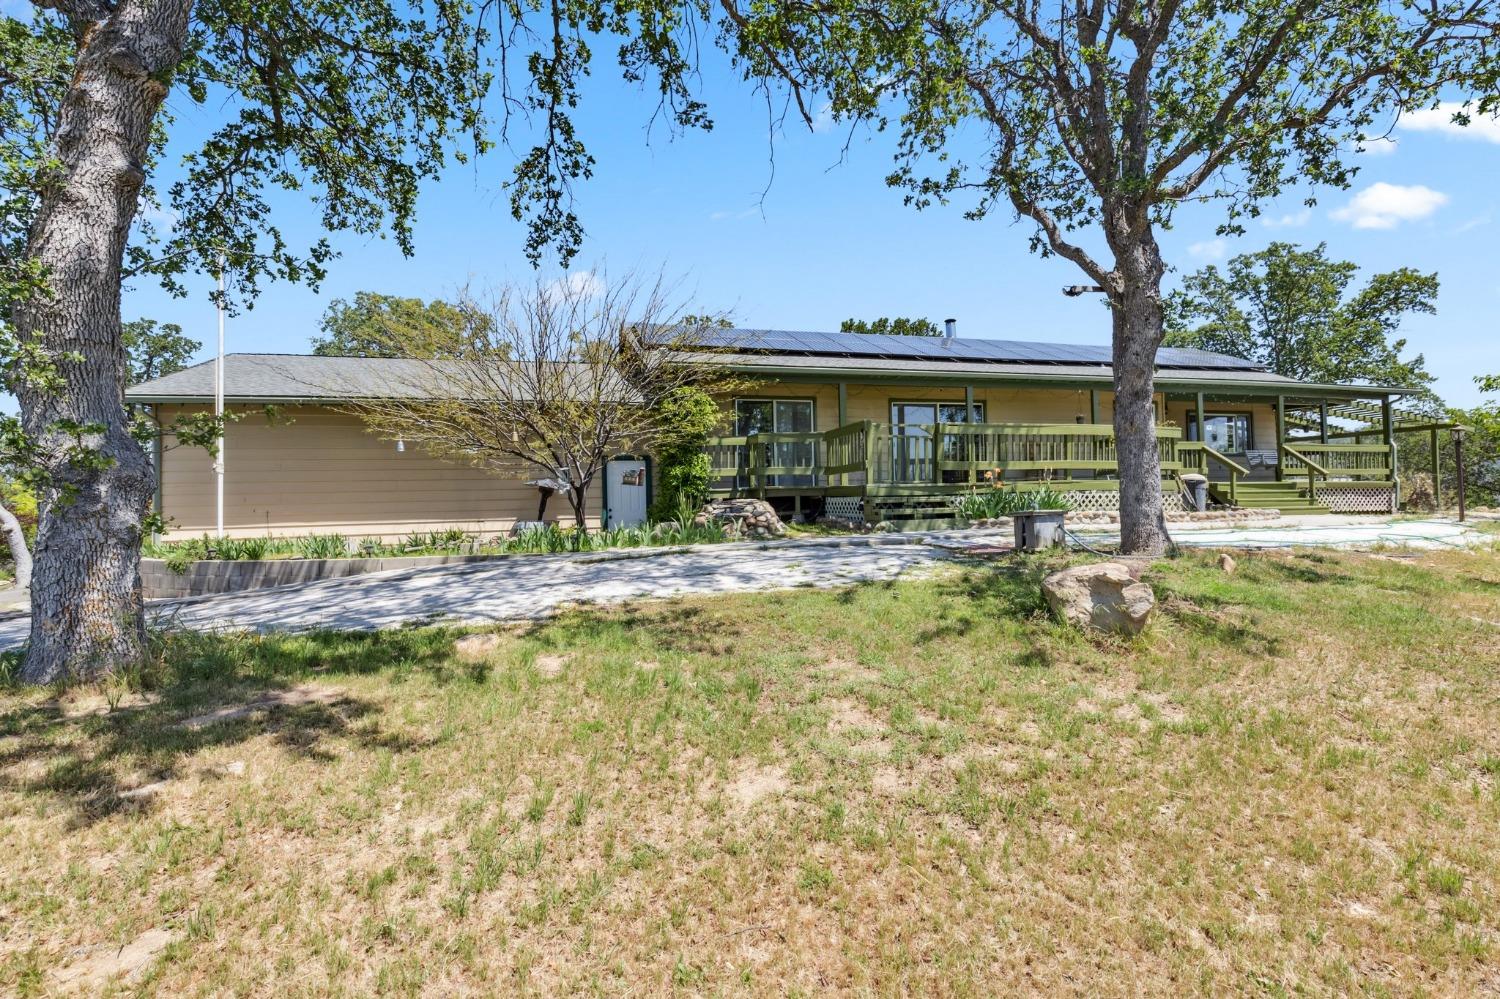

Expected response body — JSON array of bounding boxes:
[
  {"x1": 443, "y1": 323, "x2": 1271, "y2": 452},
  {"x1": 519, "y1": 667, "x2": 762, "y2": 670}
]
[
  {"x1": 0, "y1": 505, "x2": 33, "y2": 591},
  {"x1": 14, "y1": 0, "x2": 194, "y2": 683},
  {"x1": 568, "y1": 483, "x2": 589, "y2": 529},
  {"x1": 1107, "y1": 219, "x2": 1171, "y2": 556}
]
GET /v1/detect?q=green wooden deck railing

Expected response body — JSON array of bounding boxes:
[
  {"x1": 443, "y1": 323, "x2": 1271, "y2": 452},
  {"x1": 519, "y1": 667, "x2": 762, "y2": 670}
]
[
  {"x1": 707, "y1": 421, "x2": 1186, "y2": 496},
  {"x1": 1279, "y1": 444, "x2": 1330, "y2": 501},
  {"x1": 1280, "y1": 442, "x2": 1395, "y2": 480},
  {"x1": 1179, "y1": 441, "x2": 1249, "y2": 505}
]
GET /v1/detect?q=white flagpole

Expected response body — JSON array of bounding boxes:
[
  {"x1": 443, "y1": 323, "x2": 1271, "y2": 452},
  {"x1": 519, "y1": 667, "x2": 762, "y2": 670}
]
[{"x1": 214, "y1": 254, "x2": 226, "y2": 539}]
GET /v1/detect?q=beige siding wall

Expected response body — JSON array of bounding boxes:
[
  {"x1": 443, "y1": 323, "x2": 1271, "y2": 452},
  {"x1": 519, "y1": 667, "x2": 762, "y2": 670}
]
[
  {"x1": 723, "y1": 381, "x2": 1163, "y2": 428},
  {"x1": 155, "y1": 404, "x2": 603, "y2": 540},
  {"x1": 154, "y1": 388, "x2": 1272, "y2": 539}
]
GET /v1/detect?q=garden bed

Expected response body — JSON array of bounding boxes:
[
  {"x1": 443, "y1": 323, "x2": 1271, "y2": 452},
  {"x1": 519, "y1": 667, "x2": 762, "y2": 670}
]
[{"x1": 139, "y1": 520, "x2": 861, "y2": 598}]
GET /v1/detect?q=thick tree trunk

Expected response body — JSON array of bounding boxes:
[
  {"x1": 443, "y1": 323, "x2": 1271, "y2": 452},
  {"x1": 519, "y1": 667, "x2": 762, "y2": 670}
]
[
  {"x1": 14, "y1": 1, "x2": 193, "y2": 683},
  {"x1": 0, "y1": 505, "x2": 32, "y2": 591},
  {"x1": 1108, "y1": 225, "x2": 1171, "y2": 556}
]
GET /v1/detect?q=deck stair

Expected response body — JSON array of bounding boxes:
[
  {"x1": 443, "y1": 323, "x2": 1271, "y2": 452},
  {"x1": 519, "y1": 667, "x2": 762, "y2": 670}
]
[
  {"x1": 864, "y1": 493, "x2": 964, "y2": 530},
  {"x1": 1211, "y1": 480, "x2": 1330, "y2": 514}
]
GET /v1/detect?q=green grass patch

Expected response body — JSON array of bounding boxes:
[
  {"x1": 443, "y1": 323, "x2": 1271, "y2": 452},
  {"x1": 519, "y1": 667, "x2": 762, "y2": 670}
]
[{"x1": 3, "y1": 541, "x2": 1500, "y2": 993}]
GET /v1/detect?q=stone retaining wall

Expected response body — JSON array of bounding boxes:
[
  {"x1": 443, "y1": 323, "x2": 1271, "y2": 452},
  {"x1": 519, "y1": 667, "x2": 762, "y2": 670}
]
[{"x1": 141, "y1": 554, "x2": 502, "y2": 599}]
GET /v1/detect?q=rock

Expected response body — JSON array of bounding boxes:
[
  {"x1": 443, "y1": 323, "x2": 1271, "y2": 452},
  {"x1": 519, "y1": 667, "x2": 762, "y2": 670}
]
[
  {"x1": 695, "y1": 499, "x2": 787, "y2": 539},
  {"x1": 1218, "y1": 553, "x2": 1237, "y2": 574},
  {"x1": 454, "y1": 633, "x2": 505, "y2": 660},
  {"x1": 1042, "y1": 562, "x2": 1156, "y2": 635}
]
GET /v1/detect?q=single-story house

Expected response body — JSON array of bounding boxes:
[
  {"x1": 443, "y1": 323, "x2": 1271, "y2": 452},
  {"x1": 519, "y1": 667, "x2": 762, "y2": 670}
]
[{"x1": 126, "y1": 327, "x2": 1411, "y2": 539}]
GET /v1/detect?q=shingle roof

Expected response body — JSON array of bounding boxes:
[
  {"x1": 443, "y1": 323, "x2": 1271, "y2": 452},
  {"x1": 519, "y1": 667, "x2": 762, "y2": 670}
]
[{"x1": 126, "y1": 354, "x2": 442, "y2": 401}]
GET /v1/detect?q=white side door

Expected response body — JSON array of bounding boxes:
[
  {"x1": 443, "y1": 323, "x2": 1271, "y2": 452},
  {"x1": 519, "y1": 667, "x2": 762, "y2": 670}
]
[{"x1": 606, "y1": 458, "x2": 648, "y2": 528}]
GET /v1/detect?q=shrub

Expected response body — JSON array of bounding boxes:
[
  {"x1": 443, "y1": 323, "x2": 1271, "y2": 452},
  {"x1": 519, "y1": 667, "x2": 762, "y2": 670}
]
[
  {"x1": 1403, "y1": 472, "x2": 1437, "y2": 512},
  {"x1": 297, "y1": 534, "x2": 349, "y2": 559},
  {"x1": 649, "y1": 386, "x2": 722, "y2": 521},
  {"x1": 952, "y1": 482, "x2": 1073, "y2": 519}
]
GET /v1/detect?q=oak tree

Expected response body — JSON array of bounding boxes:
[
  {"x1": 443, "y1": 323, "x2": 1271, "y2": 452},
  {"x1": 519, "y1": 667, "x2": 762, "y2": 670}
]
[
  {"x1": 1165, "y1": 242, "x2": 1436, "y2": 391},
  {"x1": 722, "y1": 0, "x2": 1498, "y2": 553},
  {"x1": 312, "y1": 293, "x2": 479, "y2": 359},
  {"x1": 2, "y1": 0, "x2": 724, "y2": 682},
  {"x1": 840, "y1": 316, "x2": 940, "y2": 336}
]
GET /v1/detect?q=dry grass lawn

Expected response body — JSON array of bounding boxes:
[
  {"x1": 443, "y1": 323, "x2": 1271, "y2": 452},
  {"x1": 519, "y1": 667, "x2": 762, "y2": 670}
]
[{"x1": 3, "y1": 537, "x2": 1500, "y2": 995}]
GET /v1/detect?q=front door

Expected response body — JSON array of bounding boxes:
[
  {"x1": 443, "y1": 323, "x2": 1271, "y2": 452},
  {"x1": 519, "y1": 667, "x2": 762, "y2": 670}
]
[{"x1": 606, "y1": 457, "x2": 648, "y2": 528}]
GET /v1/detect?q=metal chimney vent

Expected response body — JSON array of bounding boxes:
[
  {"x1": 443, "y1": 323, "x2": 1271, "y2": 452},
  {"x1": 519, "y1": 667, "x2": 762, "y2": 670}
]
[{"x1": 943, "y1": 318, "x2": 957, "y2": 338}]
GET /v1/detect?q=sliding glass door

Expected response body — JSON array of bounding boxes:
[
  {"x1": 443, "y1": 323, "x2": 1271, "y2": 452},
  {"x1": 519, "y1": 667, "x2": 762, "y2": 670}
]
[
  {"x1": 735, "y1": 399, "x2": 816, "y2": 487},
  {"x1": 889, "y1": 402, "x2": 984, "y2": 483}
]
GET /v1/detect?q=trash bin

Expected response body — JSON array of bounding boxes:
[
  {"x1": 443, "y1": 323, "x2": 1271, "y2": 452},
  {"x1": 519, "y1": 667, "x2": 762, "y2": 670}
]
[
  {"x1": 1013, "y1": 510, "x2": 1066, "y2": 551},
  {"x1": 1181, "y1": 473, "x2": 1208, "y2": 512}
]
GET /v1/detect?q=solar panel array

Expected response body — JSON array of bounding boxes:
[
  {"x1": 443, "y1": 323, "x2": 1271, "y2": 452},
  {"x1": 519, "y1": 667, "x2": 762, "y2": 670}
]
[{"x1": 684, "y1": 327, "x2": 1261, "y2": 370}]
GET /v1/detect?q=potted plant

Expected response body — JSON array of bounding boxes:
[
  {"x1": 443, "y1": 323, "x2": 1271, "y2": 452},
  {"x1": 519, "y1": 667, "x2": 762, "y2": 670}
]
[{"x1": 1011, "y1": 486, "x2": 1071, "y2": 551}]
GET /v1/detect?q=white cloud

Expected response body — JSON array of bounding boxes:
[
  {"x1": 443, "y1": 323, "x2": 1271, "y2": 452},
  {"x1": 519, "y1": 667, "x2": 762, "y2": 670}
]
[
  {"x1": 1453, "y1": 212, "x2": 1492, "y2": 234},
  {"x1": 1259, "y1": 209, "x2": 1311, "y2": 228},
  {"x1": 543, "y1": 270, "x2": 604, "y2": 300},
  {"x1": 1400, "y1": 102, "x2": 1500, "y2": 145},
  {"x1": 1187, "y1": 239, "x2": 1227, "y2": 260},
  {"x1": 1329, "y1": 182, "x2": 1448, "y2": 230},
  {"x1": 1355, "y1": 136, "x2": 1399, "y2": 156}
]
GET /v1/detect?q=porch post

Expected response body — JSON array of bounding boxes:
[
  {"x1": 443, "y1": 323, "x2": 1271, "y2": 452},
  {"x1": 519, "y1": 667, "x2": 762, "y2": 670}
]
[
  {"x1": 1275, "y1": 395, "x2": 1286, "y2": 481},
  {"x1": 1089, "y1": 389, "x2": 1099, "y2": 425},
  {"x1": 1194, "y1": 391, "x2": 1205, "y2": 442},
  {"x1": 837, "y1": 382, "x2": 848, "y2": 426},
  {"x1": 1430, "y1": 427, "x2": 1442, "y2": 510},
  {"x1": 1319, "y1": 402, "x2": 1329, "y2": 444},
  {"x1": 1382, "y1": 395, "x2": 1398, "y2": 507},
  {"x1": 964, "y1": 385, "x2": 975, "y2": 422}
]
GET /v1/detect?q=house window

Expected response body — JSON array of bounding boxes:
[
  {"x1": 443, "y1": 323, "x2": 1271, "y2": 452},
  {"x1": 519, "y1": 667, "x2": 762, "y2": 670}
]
[
  {"x1": 734, "y1": 398, "x2": 816, "y2": 486},
  {"x1": 1187, "y1": 412, "x2": 1252, "y2": 452},
  {"x1": 890, "y1": 401, "x2": 984, "y2": 427}
]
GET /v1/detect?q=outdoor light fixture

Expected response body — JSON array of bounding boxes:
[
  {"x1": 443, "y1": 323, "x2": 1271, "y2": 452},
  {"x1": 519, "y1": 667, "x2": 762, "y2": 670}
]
[{"x1": 396, "y1": 439, "x2": 405, "y2": 453}]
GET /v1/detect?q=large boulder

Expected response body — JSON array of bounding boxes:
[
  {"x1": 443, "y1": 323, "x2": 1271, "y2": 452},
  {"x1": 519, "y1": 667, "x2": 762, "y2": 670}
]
[
  {"x1": 694, "y1": 498, "x2": 787, "y2": 540},
  {"x1": 1042, "y1": 561, "x2": 1156, "y2": 635}
]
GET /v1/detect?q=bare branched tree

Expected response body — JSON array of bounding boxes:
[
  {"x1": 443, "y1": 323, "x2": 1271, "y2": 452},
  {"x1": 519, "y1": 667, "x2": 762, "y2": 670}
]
[{"x1": 336, "y1": 273, "x2": 739, "y2": 528}]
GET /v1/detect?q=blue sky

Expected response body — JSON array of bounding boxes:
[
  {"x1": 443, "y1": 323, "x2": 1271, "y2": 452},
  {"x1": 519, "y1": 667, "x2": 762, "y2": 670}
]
[{"x1": 113, "y1": 30, "x2": 1500, "y2": 408}]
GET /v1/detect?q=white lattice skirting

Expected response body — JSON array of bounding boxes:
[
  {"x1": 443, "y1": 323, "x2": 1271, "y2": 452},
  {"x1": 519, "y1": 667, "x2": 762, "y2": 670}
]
[
  {"x1": 824, "y1": 496, "x2": 865, "y2": 521},
  {"x1": 823, "y1": 490, "x2": 1187, "y2": 521},
  {"x1": 1316, "y1": 484, "x2": 1397, "y2": 514},
  {"x1": 1050, "y1": 490, "x2": 1188, "y2": 513}
]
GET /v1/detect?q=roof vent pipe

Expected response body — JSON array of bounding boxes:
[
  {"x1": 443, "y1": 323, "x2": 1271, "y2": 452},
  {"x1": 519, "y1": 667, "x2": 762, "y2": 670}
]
[{"x1": 943, "y1": 318, "x2": 957, "y2": 339}]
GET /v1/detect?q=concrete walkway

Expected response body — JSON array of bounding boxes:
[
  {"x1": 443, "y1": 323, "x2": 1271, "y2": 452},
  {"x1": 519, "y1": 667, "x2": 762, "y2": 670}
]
[
  {"x1": 0, "y1": 538, "x2": 953, "y2": 649},
  {"x1": 1072, "y1": 518, "x2": 1492, "y2": 551}
]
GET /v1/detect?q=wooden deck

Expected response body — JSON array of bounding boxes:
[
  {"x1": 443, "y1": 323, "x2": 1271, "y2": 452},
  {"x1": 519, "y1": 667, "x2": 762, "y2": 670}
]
[{"x1": 705, "y1": 422, "x2": 1398, "y2": 521}]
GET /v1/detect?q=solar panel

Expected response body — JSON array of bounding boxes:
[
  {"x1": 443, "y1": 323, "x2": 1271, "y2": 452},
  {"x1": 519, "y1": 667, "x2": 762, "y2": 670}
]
[{"x1": 682, "y1": 327, "x2": 1260, "y2": 371}]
